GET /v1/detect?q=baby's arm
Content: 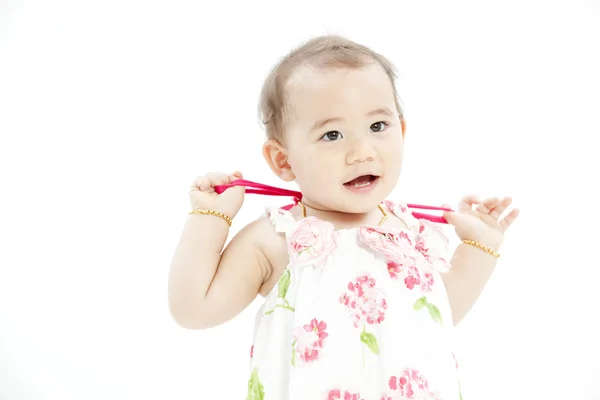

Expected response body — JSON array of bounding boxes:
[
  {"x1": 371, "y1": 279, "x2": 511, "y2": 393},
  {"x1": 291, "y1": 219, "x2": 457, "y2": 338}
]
[
  {"x1": 200, "y1": 216, "x2": 276, "y2": 327},
  {"x1": 443, "y1": 245, "x2": 498, "y2": 325},
  {"x1": 168, "y1": 214, "x2": 273, "y2": 330},
  {"x1": 441, "y1": 195, "x2": 518, "y2": 325},
  {"x1": 415, "y1": 218, "x2": 497, "y2": 326},
  {"x1": 168, "y1": 170, "x2": 278, "y2": 330}
]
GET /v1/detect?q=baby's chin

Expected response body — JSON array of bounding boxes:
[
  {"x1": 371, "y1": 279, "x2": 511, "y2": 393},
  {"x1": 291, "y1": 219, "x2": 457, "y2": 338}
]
[{"x1": 299, "y1": 177, "x2": 395, "y2": 213}]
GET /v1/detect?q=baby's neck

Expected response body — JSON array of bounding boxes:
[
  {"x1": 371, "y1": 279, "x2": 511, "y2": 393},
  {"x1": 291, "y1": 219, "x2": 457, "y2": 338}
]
[{"x1": 291, "y1": 202, "x2": 386, "y2": 230}]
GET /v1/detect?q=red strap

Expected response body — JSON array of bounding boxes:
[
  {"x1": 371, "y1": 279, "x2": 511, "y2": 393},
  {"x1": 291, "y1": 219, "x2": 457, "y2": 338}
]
[
  {"x1": 214, "y1": 179, "x2": 302, "y2": 200},
  {"x1": 406, "y1": 204, "x2": 453, "y2": 223},
  {"x1": 214, "y1": 179, "x2": 452, "y2": 223},
  {"x1": 411, "y1": 212, "x2": 448, "y2": 224},
  {"x1": 406, "y1": 203, "x2": 451, "y2": 211}
]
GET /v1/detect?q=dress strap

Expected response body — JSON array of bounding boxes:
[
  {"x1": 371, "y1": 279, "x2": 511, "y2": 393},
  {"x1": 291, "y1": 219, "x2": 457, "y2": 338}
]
[
  {"x1": 382, "y1": 200, "x2": 420, "y2": 229},
  {"x1": 264, "y1": 206, "x2": 299, "y2": 234}
]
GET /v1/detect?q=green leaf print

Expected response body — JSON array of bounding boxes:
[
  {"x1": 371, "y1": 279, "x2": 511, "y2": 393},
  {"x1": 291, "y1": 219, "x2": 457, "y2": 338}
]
[
  {"x1": 291, "y1": 339, "x2": 296, "y2": 367},
  {"x1": 277, "y1": 269, "x2": 291, "y2": 299},
  {"x1": 264, "y1": 270, "x2": 295, "y2": 315},
  {"x1": 427, "y1": 303, "x2": 442, "y2": 324},
  {"x1": 360, "y1": 331, "x2": 380, "y2": 355},
  {"x1": 413, "y1": 296, "x2": 442, "y2": 324},
  {"x1": 246, "y1": 368, "x2": 265, "y2": 400},
  {"x1": 413, "y1": 296, "x2": 427, "y2": 311}
]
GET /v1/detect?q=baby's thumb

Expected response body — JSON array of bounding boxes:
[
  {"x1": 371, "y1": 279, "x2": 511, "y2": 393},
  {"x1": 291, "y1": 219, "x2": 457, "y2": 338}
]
[
  {"x1": 231, "y1": 171, "x2": 243, "y2": 180},
  {"x1": 441, "y1": 203, "x2": 456, "y2": 224}
]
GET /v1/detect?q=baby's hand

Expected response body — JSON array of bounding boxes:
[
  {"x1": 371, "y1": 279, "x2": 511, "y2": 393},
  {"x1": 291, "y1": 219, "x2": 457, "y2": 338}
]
[
  {"x1": 442, "y1": 195, "x2": 519, "y2": 249},
  {"x1": 189, "y1": 171, "x2": 245, "y2": 219}
]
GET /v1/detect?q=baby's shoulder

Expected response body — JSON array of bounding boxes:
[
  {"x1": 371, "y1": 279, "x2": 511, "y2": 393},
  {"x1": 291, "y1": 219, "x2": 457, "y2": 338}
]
[
  {"x1": 234, "y1": 211, "x2": 289, "y2": 296},
  {"x1": 234, "y1": 212, "x2": 280, "y2": 248}
]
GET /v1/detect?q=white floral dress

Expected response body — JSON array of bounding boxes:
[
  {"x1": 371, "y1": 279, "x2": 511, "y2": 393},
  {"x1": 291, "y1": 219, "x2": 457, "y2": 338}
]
[{"x1": 246, "y1": 200, "x2": 463, "y2": 400}]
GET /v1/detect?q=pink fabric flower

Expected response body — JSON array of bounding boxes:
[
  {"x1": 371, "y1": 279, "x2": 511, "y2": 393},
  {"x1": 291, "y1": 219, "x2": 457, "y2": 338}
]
[
  {"x1": 340, "y1": 275, "x2": 387, "y2": 328},
  {"x1": 416, "y1": 220, "x2": 451, "y2": 273},
  {"x1": 292, "y1": 318, "x2": 329, "y2": 365},
  {"x1": 359, "y1": 225, "x2": 418, "y2": 266},
  {"x1": 289, "y1": 217, "x2": 337, "y2": 267},
  {"x1": 385, "y1": 369, "x2": 441, "y2": 400},
  {"x1": 326, "y1": 389, "x2": 363, "y2": 400},
  {"x1": 384, "y1": 200, "x2": 409, "y2": 217}
]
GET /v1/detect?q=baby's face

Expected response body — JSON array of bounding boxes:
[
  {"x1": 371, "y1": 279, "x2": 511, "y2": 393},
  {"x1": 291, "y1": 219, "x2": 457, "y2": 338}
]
[{"x1": 281, "y1": 63, "x2": 405, "y2": 214}]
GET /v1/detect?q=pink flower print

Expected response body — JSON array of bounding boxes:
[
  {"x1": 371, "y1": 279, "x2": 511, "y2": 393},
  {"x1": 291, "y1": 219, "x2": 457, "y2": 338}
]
[
  {"x1": 340, "y1": 275, "x2": 387, "y2": 328},
  {"x1": 292, "y1": 318, "x2": 328, "y2": 366},
  {"x1": 414, "y1": 235, "x2": 431, "y2": 261},
  {"x1": 387, "y1": 261, "x2": 403, "y2": 280},
  {"x1": 387, "y1": 261, "x2": 435, "y2": 292},
  {"x1": 414, "y1": 233, "x2": 446, "y2": 270},
  {"x1": 404, "y1": 265, "x2": 434, "y2": 292},
  {"x1": 341, "y1": 275, "x2": 386, "y2": 357},
  {"x1": 326, "y1": 389, "x2": 363, "y2": 400},
  {"x1": 386, "y1": 369, "x2": 441, "y2": 400},
  {"x1": 359, "y1": 226, "x2": 418, "y2": 266},
  {"x1": 288, "y1": 217, "x2": 337, "y2": 267},
  {"x1": 304, "y1": 318, "x2": 329, "y2": 347},
  {"x1": 250, "y1": 345, "x2": 254, "y2": 359}
]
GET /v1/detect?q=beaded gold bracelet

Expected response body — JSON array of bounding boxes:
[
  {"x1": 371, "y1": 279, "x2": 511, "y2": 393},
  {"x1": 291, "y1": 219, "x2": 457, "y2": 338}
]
[
  {"x1": 462, "y1": 239, "x2": 500, "y2": 258},
  {"x1": 188, "y1": 209, "x2": 232, "y2": 227}
]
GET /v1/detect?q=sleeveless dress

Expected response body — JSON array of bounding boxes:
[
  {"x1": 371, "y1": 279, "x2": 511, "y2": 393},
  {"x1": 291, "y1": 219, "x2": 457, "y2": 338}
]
[{"x1": 246, "y1": 200, "x2": 462, "y2": 400}]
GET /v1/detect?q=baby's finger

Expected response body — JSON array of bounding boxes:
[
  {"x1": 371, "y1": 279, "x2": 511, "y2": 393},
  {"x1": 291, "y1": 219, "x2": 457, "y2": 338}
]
[
  {"x1": 458, "y1": 195, "x2": 481, "y2": 212},
  {"x1": 476, "y1": 197, "x2": 500, "y2": 214},
  {"x1": 229, "y1": 171, "x2": 243, "y2": 182},
  {"x1": 206, "y1": 172, "x2": 232, "y2": 186},
  {"x1": 499, "y1": 208, "x2": 520, "y2": 231},
  {"x1": 193, "y1": 176, "x2": 212, "y2": 192},
  {"x1": 490, "y1": 197, "x2": 512, "y2": 219}
]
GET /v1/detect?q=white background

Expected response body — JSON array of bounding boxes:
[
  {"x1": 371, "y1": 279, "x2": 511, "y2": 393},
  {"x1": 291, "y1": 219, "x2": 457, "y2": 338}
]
[{"x1": 1, "y1": 0, "x2": 599, "y2": 399}]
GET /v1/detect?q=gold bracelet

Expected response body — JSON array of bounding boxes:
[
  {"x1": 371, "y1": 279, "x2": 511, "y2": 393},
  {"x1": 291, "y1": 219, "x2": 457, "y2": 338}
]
[
  {"x1": 462, "y1": 239, "x2": 500, "y2": 258},
  {"x1": 188, "y1": 209, "x2": 232, "y2": 227}
]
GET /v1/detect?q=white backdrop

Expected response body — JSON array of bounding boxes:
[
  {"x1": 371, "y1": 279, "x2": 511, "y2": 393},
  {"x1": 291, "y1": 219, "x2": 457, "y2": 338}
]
[{"x1": 1, "y1": 0, "x2": 599, "y2": 399}]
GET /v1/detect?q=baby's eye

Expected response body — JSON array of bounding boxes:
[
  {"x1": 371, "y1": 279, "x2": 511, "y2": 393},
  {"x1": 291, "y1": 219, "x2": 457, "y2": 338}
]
[
  {"x1": 321, "y1": 131, "x2": 343, "y2": 141},
  {"x1": 370, "y1": 121, "x2": 388, "y2": 133}
]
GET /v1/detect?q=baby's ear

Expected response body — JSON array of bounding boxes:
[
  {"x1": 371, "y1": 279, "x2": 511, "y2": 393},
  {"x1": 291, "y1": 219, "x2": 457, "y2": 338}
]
[
  {"x1": 400, "y1": 117, "x2": 406, "y2": 138},
  {"x1": 262, "y1": 139, "x2": 295, "y2": 182}
]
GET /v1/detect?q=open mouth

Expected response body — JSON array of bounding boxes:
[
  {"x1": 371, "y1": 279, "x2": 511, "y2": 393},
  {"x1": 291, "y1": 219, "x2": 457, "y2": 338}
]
[{"x1": 343, "y1": 174, "x2": 379, "y2": 188}]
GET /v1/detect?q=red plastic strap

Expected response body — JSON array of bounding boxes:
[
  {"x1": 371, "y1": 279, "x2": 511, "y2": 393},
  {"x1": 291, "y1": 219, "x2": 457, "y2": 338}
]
[{"x1": 214, "y1": 179, "x2": 452, "y2": 223}]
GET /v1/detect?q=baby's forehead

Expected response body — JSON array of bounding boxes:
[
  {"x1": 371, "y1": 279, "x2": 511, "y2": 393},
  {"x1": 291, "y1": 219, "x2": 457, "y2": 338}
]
[
  {"x1": 287, "y1": 63, "x2": 392, "y2": 94},
  {"x1": 284, "y1": 64, "x2": 395, "y2": 118},
  {"x1": 287, "y1": 63, "x2": 377, "y2": 88}
]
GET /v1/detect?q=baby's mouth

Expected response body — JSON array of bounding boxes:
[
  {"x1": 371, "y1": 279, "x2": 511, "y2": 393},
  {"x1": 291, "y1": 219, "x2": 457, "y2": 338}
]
[{"x1": 343, "y1": 175, "x2": 379, "y2": 188}]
